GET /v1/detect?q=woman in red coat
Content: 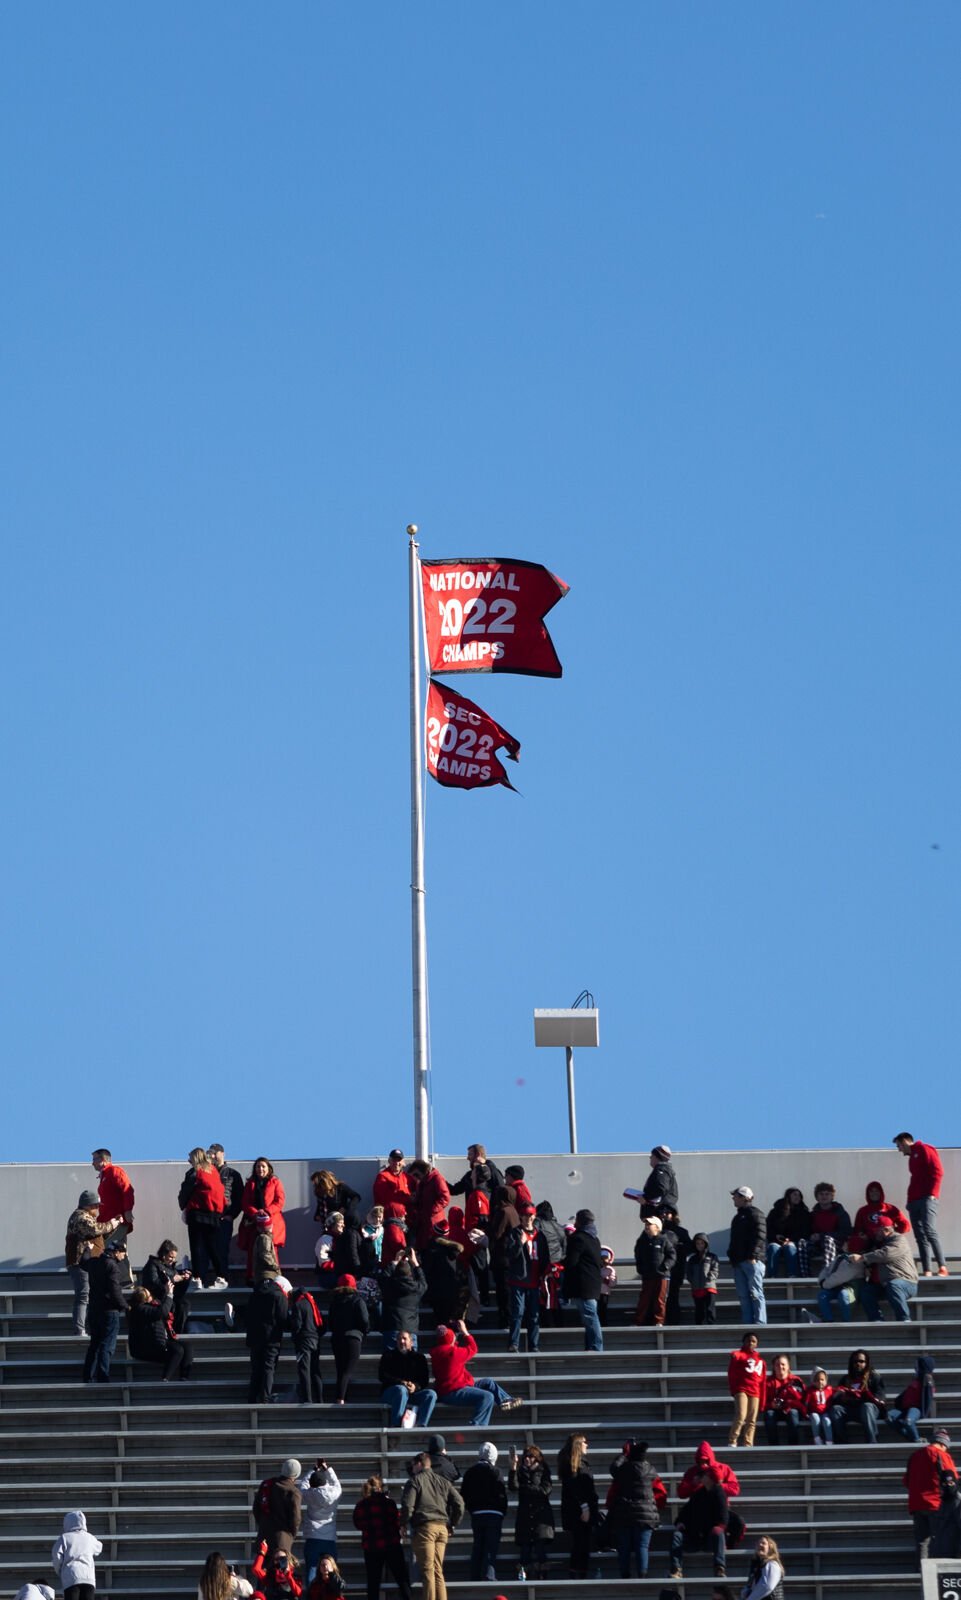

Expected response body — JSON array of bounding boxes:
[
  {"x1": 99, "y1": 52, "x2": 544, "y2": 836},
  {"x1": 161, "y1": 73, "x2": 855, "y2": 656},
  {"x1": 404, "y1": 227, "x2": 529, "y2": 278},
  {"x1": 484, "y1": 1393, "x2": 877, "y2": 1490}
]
[
  {"x1": 238, "y1": 1158, "x2": 287, "y2": 1283},
  {"x1": 180, "y1": 1147, "x2": 227, "y2": 1288}
]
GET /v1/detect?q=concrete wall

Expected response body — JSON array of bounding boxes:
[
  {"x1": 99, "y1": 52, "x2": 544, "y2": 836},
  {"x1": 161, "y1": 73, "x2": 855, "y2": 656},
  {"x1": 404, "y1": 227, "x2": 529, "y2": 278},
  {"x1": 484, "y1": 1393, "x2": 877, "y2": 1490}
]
[{"x1": 7, "y1": 1146, "x2": 957, "y2": 1271}]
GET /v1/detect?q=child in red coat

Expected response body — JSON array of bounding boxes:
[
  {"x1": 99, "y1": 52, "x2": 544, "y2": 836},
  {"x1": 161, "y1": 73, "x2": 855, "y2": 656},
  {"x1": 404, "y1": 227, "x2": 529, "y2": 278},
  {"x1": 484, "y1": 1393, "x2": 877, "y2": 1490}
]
[
  {"x1": 804, "y1": 1367, "x2": 835, "y2": 1445},
  {"x1": 728, "y1": 1333, "x2": 766, "y2": 1447}
]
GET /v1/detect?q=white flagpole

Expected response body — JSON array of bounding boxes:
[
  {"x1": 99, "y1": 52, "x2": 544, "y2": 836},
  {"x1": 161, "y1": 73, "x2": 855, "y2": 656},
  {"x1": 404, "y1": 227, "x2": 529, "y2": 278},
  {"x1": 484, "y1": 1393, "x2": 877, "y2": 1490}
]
[{"x1": 407, "y1": 524, "x2": 430, "y2": 1159}]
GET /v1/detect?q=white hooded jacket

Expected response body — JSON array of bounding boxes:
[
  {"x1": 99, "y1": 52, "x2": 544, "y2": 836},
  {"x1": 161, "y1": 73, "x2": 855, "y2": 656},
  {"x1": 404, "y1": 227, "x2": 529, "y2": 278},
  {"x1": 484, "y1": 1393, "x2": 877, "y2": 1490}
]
[
  {"x1": 15, "y1": 1587, "x2": 55, "y2": 1600},
  {"x1": 51, "y1": 1510, "x2": 103, "y2": 1586}
]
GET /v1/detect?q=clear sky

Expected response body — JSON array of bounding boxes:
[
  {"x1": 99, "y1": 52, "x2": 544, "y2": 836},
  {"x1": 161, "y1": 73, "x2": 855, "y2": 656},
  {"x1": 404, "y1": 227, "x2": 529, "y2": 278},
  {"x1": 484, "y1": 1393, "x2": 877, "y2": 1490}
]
[{"x1": 2, "y1": 6, "x2": 959, "y2": 1163}]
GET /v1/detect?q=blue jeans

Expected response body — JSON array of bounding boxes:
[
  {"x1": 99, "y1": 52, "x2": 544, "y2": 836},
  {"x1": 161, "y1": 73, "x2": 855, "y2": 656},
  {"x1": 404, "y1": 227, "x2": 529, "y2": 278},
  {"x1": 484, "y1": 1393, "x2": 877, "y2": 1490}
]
[
  {"x1": 809, "y1": 1410, "x2": 833, "y2": 1444},
  {"x1": 764, "y1": 1407, "x2": 800, "y2": 1444},
  {"x1": 670, "y1": 1524, "x2": 725, "y2": 1573},
  {"x1": 439, "y1": 1378, "x2": 511, "y2": 1426},
  {"x1": 888, "y1": 1405, "x2": 922, "y2": 1443},
  {"x1": 382, "y1": 1328, "x2": 418, "y2": 1351},
  {"x1": 733, "y1": 1260, "x2": 767, "y2": 1324},
  {"x1": 68, "y1": 1264, "x2": 90, "y2": 1335},
  {"x1": 818, "y1": 1285, "x2": 855, "y2": 1321},
  {"x1": 766, "y1": 1241, "x2": 798, "y2": 1277},
  {"x1": 615, "y1": 1525, "x2": 652, "y2": 1578},
  {"x1": 382, "y1": 1383, "x2": 437, "y2": 1428},
  {"x1": 574, "y1": 1297, "x2": 603, "y2": 1351},
  {"x1": 859, "y1": 1278, "x2": 917, "y2": 1322},
  {"x1": 829, "y1": 1399, "x2": 879, "y2": 1443},
  {"x1": 508, "y1": 1286, "x2": 541, "y2": 1350},
  {"x1": 83, "y1": 1311, "x2": 120, "y2": 1382},
  {"x1": 908, "y1": 1198, "x2": 945, "y2": 1272},
  {"x1": 304, "y1": 1536, "x2": 336, "y2": 1586},
  {"x1": 469, "y1": 1515, "x2": 503, "y2": 1580}
]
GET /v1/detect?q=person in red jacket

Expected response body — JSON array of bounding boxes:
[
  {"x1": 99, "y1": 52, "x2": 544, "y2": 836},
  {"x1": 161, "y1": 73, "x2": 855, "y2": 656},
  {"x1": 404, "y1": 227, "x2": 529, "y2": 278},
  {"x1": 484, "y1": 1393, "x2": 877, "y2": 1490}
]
[
  {"x1": 374, "y1": 1150, "x2": 411, "y2": 1213},
  {"x1": 762, "y1": 1354, "x2": 807, "y2": 1445},
  {"x1": 894, "y1": 1132, "x2": 947, "y2": 1276},
  {"x1": 382, "y1": 1203, "x2": 409, "y2": 1268},
  {"x1": 904, "y1": 1428, "x2": 957, "y2": 1561},
  {"x1": 406, "y1": 1160, "x2": 451, "y2": 1251},
  {"x1": 727, "y1": 1333, "x2": 766, "y2": 1447},
  {"x1": 677, "y1": 1442, "x2": 740, "y2": 1502},
  {"x1": 848, "y1": 1180, "x2": 910, "y2": 1251},
  {"x1": 251, "y1": 1543, "x2": 303, "y2": 1599},
  {"x1": 804, "y1": 1368, "x2": 835, "y2": 1445},
  {"x1": 180, "y1": 1147, "x2": 227, "y2": 1288},
  {"x1": 430, "y1": 1319, "x2": 520, "y2": 1426},
  {"x1": 92, "y1": 1149, "x2": 134, "y2": 1243},
  {"x1": 238, "y1": 1159, "x2": 287, "y2": 1284}
]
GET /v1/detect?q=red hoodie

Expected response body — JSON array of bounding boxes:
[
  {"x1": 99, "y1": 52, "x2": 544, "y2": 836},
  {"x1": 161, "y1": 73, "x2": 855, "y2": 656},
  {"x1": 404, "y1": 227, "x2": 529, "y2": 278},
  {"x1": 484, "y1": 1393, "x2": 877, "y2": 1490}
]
[
  {"x1": 728, "y1": 1348, "x2": 766, "y2": 1398},
  {"x1": 904, "y1": 1442, "x2": 957, "y2": 1512},
  {"x1": 849, "y1": 1180, "x2": 909, "y2": 1249},
  {"x1": 907, "y1": 1141, "x2": 943, "y2": 1203},
  {"x1": 678, "y1": 1441, "x2": 740, "y2": 1499},
  {"x1": 185, "y1": 1167, "x2": 225, "y2": 1215},
  {"x1": 98, "y1": 1163, "x2": 135, "y2": 1230},
  {"x1": 430, "y1": 1327, "x2": 476, "y2": 1394},
  {"x1": 382, "y1": 1203, "x2": 408, "y2": 1267}
]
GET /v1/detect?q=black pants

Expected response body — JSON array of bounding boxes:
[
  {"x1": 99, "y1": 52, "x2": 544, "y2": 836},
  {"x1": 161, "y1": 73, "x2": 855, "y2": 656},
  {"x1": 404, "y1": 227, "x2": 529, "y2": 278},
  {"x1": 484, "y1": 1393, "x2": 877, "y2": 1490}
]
[
  {"x1": 364, "y1": 1545, "x2": 412, "y2": 1600},
  {"x1": 187, "y1": 1216, "x2": 226, "y2": 1285},
  {"x1": 295, "y1": 1340, "x2": 323, "y2": 1402},
  {"x1": 248, "y1": 1338, "x2": 282, "y2": 1402},
  {"x1": 162, "y1": 1340, "x2": 192, "y2": 1380},
  {"x1": 65, "y1": 1587, "x2": 96, "y2": 1600},
  {"x1": 332, "y1": 1332, "x2": 364, "y2": 1401},
  {"x1": 568, "y1": 1521, "x2": 592, "y2": 1578},
  {"x1": 694, "y1": 1295, "x2": 717, "y2": 1324}
]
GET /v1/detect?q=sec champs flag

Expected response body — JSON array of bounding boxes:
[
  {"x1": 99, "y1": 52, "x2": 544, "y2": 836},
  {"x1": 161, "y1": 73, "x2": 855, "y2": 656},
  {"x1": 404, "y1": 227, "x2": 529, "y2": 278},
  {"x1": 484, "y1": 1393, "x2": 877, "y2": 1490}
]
[
  {"x1": 426, "y1": 681, "x2": 521, "y2": 791},
  {"x1": 421, "y1": 557, "x2": 569, "y2": 677}
]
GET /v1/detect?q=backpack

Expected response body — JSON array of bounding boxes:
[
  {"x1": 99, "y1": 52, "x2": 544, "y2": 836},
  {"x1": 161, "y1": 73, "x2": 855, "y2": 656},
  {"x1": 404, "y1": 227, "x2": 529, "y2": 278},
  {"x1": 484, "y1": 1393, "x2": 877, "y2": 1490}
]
[{"x1": 256, "y1": 1477, "x2": 277, "y2": 1520}]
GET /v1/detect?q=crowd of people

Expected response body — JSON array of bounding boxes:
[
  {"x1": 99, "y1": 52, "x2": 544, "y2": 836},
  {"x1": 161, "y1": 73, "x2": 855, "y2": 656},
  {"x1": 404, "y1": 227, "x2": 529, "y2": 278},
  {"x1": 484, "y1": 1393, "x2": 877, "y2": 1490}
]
[{"x1": 40, "y1": 1132, "x2": 953, "y2": 1597}]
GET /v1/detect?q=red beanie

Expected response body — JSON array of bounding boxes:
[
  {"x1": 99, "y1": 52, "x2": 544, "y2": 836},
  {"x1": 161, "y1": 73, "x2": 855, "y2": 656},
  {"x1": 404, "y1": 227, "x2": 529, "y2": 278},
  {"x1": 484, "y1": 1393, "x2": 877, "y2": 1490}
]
[
  {"x1": 435, "y1": 1324, "x2": 456, "y2": 1345},
  {"x1": 337, "y1": 1274, "x2": 357, "y2": 1288}
]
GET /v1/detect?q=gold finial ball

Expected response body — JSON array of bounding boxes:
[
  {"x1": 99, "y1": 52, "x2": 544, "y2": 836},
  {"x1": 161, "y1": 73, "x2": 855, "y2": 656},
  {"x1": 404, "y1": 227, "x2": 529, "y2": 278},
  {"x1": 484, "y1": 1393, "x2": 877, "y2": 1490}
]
[{"x1": 407, "y1": 523, "x2": 418, "y2": 536}]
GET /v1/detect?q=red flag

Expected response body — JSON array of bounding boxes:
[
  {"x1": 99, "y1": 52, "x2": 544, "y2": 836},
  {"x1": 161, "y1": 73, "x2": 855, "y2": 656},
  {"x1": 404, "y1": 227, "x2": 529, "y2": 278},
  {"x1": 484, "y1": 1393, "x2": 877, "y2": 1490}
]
[
  {"x1": 426, "y1": 681, "x2": 520, "y2": 792},
  {"x1": 421, "y1": 557, "x2": 569, "y2": 677}
]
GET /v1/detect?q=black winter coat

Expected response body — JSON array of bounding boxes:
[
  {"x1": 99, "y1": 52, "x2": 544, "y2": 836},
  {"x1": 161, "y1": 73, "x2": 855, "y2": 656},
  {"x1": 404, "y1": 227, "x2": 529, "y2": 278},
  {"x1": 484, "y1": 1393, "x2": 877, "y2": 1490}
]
[
  {"x1": 508, "y1": 1459, "x2": 554, "y2": 1542},
  {"x1": 462, "y1": 1463, "x2": 507, "y2": 1515},
  {"x1": 449, "y1": 1161, "x2": 505, "y2": 1198},
  {"x1": 559, "y1": 1460, "x2": 598, "y2": 1532},
  {"x1": 327, "y1": 1289, "x2": 370, "y2": 1339},
  {"x1": 728, "y1": 1205, "x2": 767, "y2": 1264},
  {"x1": 331, "y1": 1228, "x2": 364, "y2": 1280},
  {"x1": 245, "y1": 1280, "x2": 289, "y2": 1348},
  {"x1": 127, "y1": 1302, "x2": 174, "y2": 1363},
  {"x1": 141, "y1": 1254, "x2": 178, "y2": 1308},
  {"x1": 83, "y1": 1255, "x2": 129, "y2": 1315},
  {"x1": 563, "y1": 1230, "x2": 603, "y2": 1301},
  {"x1": 378, "y1": 1346, "x2": 431, "y2": 1392},
  {"x1": 607, "y1": 1456, "x2": 660, "y2": 1529},
  {"x1": 535, "y1": 1217, "x2": 567, "y2": 1263},
  {"x1": 634, "y1": 1231, "x2": 677, "y2": 1280},
  {"x1": 379, "y1": 1263, "x2": 427, "y2": 1333},
  {"x1": 288, "y1": 1289, "x2": 323, "y2": 1349},
  {"x1": 642, "y1": 1161, "x2": 678, "y2": 1212}
]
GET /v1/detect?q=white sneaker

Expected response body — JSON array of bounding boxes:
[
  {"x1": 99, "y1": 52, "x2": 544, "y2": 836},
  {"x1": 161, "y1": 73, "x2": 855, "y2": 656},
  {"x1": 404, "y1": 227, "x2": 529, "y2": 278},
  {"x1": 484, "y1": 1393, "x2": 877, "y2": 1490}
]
[
  {"x1": 223, "y1": 1302, "x2": 235, "y2": 1329},
  {"x1": 212, "y1": 1277, "x2": 229, "y2": 1290},
  {"x1": 401, "y1": 1409, "x2": 416, "y2": 1429}
]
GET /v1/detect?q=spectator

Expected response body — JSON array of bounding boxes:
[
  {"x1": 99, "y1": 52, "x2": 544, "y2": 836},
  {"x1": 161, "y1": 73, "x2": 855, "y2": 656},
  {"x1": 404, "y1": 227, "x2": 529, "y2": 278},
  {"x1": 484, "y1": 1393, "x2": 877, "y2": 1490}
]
[
  {"x1": 660, "y1": 1205, "x2": 692, "y2": 1324},
  {"x1": 406, "y1": 1158, "x2": 451, "y2": 1251},
  {"x1": 904, "y1": 1428, "x2": 956, "y2": 1562},
  {"x1": 563, "y1": 1209, "x2": 604, "y2": 1352},
  {"x1": 379, "y1": 1246, "x2": 428, "y2": 1350},
  {"x1": 894, "y1": 1132, "x2": 947, "y2": 1276},
  {"x1": 931, "y1": 1460, "x2": 961, "y2": 1560},
  {"x1": 535, "y1": 1201, "x2": 567, "y2": 1327},
  {"x1": 180, "y1": 1147, "x2": 228, "y2": 1289},
  {"x1": 254, "y1": 1460, "x2": 303, "y2": 1557},
  {"x1": 251, "y1": 1547, "x2": 302, "y2": 1599},
  {"x1": 489, "y1": 1185, "x2": 522, "y2": 1326},
  {"x1": 765, "y1": 1189, "x2": 811, "y2": 1278},
  {"x1": 430, "y1": 1319, "x2": 520, "y2": 1425},
  {"x1": 208, "y1": 1144, "x2": 245, "y2": 1275},
  {"x1": 379, "y1": 1328, "x2": 437, "y2": 1428},
  {"x1": 607, "y1": 1438, "x2": 664, "y2": 1578},
  {"x1": 506, "y1": 1206, "x2": 549, "y2": 1352},
  {"x1": 798, "y1": 1183, "x2": 851, "y2": 1277},
  {"x1": 198, "y1": 1552, "x2": 254, "y2": 1598},
  {"x1": 678, "y1": 1441, "x2": 740, "y2": 1500},
  {"x1": 353, "y1": 1473, "x2": 412, "y2": 1600},
  {"x1": 424, "y1": 1221, "x2": 467, "y2": 1328},
  {"x1": 507, "y1": 1442, "x2": 554, "y2": 1581},
  {"x1": 245, "y1": 1276, "x2": 289, "y2": 1403},
  {"x1": 373, "y1": 1149, "x2": 411, "y2": 1213},
  {"x1": 14, "y1": 1588, "x2": 54, "y2": 1600},
  {"x1": 811, "y1": 1250, "x2": 862, "y2": 1323},
  {"x1": 297, "y1": 1460, "x2": 342, "y2": 1583},
  {"x1": 362, "y1": 1206, "x2": 385, "y2": 1264},
  {"x1": 142, "y1": 1240, "x2": 195, "y2": 1334},
  {"x1": 382, "y1": 1202, "x2": 410, "y2": 1268},
  {"x1": 888, "y1": 1356, "x2": 936, "y2": 1443},
  {"x1": 328, "y1": 1274, "x2": 369, "y2": 1404},
  {"x1": 557, "y1": 1433, "x2": 598, "y2": 1581},
  {"x1": 400, "y1": 1452, "x2": 465, "y2": 1600},
  {"x1": 306, "y1": 1555, "x2": 345, "y2": 1600},
  {"x1": 763, "y1": 1355, "x2": 805, "y2": 1445},
  {"x1": 669, "y1": 1447, "x2": 732, "y2": 1580},
  {"x1": 633, "y1": 1215, "x2": 677, "y2": 1327},
  {"x1": 238, "y1": 1159, "x2": 287, "y2": 1284},
  {"x1": 424, "y1": 1433, "x2": 460, "y2": 1485},
  {"x1": 327, "y1": 1213, "x2": 365, "y2": 1280},
  {"x1": 728, "y1": 1332, "x2": 766, "y2": 1447},
  {"x1": 828, "y1": 1349, "x2": 886, "y2": 1443},
  {"x1": 461, "y1": 1441, "x2": 508, "y2": 1580},
  {"x1": 686, "y1": 1233, "x2": 720, "y2": 1324},
  {"x1": 312, "y1": 1170, "x2": 362, "y2": 1233},
  {"x1": 852, "y1": 1221, "x2": 919, "y2": 1321},
  {"x1": 739, "y1": 1534, "x2": 785, "y2": 1599},
  {"x1": 728, "y1": 1188, "x2": 767, "y2": 1326},
  {"x1": 289, "y1": 1285, "x2": 324, "y2": 1405},
  {"x1": 50, "y1": 1511, "x2": 103, "y2": 1600},
  {"x1": 804, "y1": 1368, "x2": 834, "y2": 1445},
  {"x1": 642, "y1": 1145, "x2": 679, "y2": 1215},
  {"x1": 848, "y1": 1179, "x2": 909, "y2": 1251},
  {"x1": 127, "y1": 1285, "x2": 193, "y2": 1381},
  {"x1": 91, "y1": 1148, "x2": 134, "y2": 1244},
  {"x1": 82, "y1": 1237, "x2": 130, "y2": 1383},
  {"x1": 598, "y1": 1246, "x2": 617, "y2": 1324},
  {"x1": 252, "y1": 1212, "x2": 281, "y2": 1284},
  {"x1": 65, "y1": 1189, "x2": 119, "y2": 1336},
  {"x1": 504, "y1": 1164, "x2": 533, "y2": 1208},
  {"x1": 448, "y1": 1144, "x2": 505, "y2": 1202}
]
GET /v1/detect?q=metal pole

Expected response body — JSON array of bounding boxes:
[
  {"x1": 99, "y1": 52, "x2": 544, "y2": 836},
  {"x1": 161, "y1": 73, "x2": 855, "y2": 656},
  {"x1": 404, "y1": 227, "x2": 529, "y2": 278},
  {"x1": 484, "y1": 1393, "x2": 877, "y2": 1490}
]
[
  {"x1": 566, "y1": 1045, "x2": 578, "y2": 1154},
  {"x1": 408, "y1": 525, "x2": 430, "y2": 1161}
]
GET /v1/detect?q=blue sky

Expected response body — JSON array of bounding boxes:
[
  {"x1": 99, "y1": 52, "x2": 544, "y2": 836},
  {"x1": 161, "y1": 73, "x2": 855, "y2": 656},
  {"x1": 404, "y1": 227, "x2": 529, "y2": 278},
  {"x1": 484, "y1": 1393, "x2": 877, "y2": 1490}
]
[{"x1": 2, "y1": 6, "x2": 959, "y2": 1162}]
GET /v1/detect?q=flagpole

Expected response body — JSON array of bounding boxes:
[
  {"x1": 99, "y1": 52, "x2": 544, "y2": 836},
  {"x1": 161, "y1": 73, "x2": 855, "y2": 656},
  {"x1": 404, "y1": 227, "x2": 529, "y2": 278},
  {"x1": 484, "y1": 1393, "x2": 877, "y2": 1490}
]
[{"x1": 408, "y1": 524, "x2": 430, "y2": 1160}]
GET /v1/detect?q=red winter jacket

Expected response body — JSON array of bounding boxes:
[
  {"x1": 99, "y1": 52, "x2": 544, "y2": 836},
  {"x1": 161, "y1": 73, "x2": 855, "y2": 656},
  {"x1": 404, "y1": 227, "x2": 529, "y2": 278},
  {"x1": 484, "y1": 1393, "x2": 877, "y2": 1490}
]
[
  {"x1": 677, "y1": 1442, "x2": 740, "y2": 1499},
  {"x1": 98, "y1": 1164, "x2": 135, "y2": 1229},
  {"x1": 430, "y1": 1328, "x2": 476, "y2": 1394},
  {"x1": 410, "y1": 1169, "x2": 451, "y2": 1249},
  {"x1": 240, "y1": 1176, "x2": 287, "y2": 1248},
  {"x1": 464, "y1": 1189, "x2": 490, "y2": 1232},
  {"x1": 186, "y1": 1167, "x2": 225, "y2": 1215},
  {"x1": 373, "y1": 1168, "x2": 411, "y2": 1211},
  {"x1": 381, "y1": 1203, "x2": 408, "y2": 1267},
  {"x1": 904, "y1": 1442, "x2": 957, "y2": 1511},
  {"x1": 251, "y1": 1546, "x2": 304, "y2": 1598},
  {"x1": 764, "y1": 1373, "x2": 807, "y2": 1417},
  {"x1": 728, "y1": 1349, "x2": 766, "y2": 1398},
  {"x1": 804, "y1": 1382, "x2": 834, "y2": 1416},
  {"x1": 907, "y1": 1141, "x2": 943, "y2": 1203},
  {"x1": 849, "y1": 1181, "x2": 909, "y2": 1248}
]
